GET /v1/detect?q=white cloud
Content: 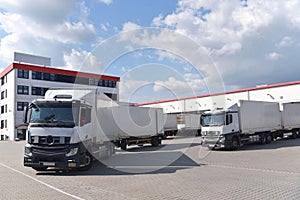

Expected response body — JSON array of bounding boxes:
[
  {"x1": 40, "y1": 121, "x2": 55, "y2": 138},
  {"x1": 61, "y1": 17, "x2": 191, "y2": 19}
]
[
  {"x1": 0, "y1": 1, "x2": 96, "y2": 67},
  {"x1": 0, "y1": 0, "x2": 77, "y2": 24},
  {"x1": 63, "y1": 49, "x2": 103, "y2": 71},
  {"x1": 122, "y1": 22, "x2": 142, "y2": 32},
  {"x1": 153, "y1": 76, "x2": 204, "y2": 96},
  {"x1": 277, "y1": 36, "x2": 293, "y2": 48},
  {"x1": 151, "y1": 0, "x2": 300, "y2": 90},
  {"x1": 265, "y1": 52, "x2": 281, "y2": 61},
  {"x1": 119, "y1": 79, "x2": 150, "y2": 102},
  {"x1": 98, "y1": 0, "x2": 113, "y2": 5}
]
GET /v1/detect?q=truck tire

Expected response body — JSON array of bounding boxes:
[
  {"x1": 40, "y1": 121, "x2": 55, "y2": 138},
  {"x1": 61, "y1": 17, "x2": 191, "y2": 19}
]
[
  {"x1": 266, "y1": 133, "x2": 272, "y2": 144},
  {"x1": 260, "y1": 134, "x2": 267, "y2": 145},
  {"x1": 291, "y1": 130, "x2": 298, "y2": 139},
  {"x1": 120, "y1": 140, "x2": 127, "y2": 151},
  {"x1": 231, "y1": 137, "x2": 239, "y2": 150},
  {"x1": 79, "y1": 152, "x2": 93, "y2": 171},
  {"x1": 151, "y1": 136, "x2": 160, "y2": 147}
]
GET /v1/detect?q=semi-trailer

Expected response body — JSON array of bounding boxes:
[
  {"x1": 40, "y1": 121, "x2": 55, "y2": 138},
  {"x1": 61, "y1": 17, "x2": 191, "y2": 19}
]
[
  {"x1": 23, "y1": 88, "x2": 164, "y2": 171},
  {"x1": 201, "y1": 100, "x2": 299, "y2": 150},
  {"x1": 162, "y1": 114, "x2": 178, "y2": 138}
]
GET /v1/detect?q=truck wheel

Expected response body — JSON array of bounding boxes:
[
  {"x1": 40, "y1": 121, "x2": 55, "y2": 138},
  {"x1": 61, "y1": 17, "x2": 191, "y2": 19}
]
[
  {"x1": 266, "y1": 133, "x2": 272, "y2": 144},
  {"x1": 231, "y1": 137, "x2": 239, "y2": 150},
  {"x1": 291, "y1": 130, "x2": 297, "y2": 139},
  {"x1": 296, "y1": 130, "x2": 300, "y2": 138},
  {"x1": 79, "y1": 152, "x2": 93, "y2": 171},
  {"x1": 151, "y1": 137, "x2": 160, "y2": 147},
  {"x1": 260, "y1": 134, "x2": 267, "y2": 145},
  {"x1": 32, "y1": 167, "x2": 48, "y2": 171},
  {"x1": 120, "y1": 140, "x2": 127, "y2": 151}
]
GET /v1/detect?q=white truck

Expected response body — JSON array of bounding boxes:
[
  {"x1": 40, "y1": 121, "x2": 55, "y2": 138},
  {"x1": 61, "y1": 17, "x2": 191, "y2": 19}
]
[
  {"x1": 281, "y1": 102, "x2": 300, "y2": 138},
  {"x1": 23, "y1": 88, "x2": 164, "y2": 171},
  {"x1": 201, "y1": 100, "x2": 299, "y2": 150}
]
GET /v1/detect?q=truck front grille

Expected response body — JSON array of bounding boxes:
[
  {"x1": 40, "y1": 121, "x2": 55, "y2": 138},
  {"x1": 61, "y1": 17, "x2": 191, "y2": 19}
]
[
  {"x1": 31, "y1": 146, "x2": 68, "y2": 156},
  {"x1": 205, "y1": 131, "x2": 220, "y2": 139},
  {"x1": 30, "y1": 136, "x2": 71, "y2": 145}
]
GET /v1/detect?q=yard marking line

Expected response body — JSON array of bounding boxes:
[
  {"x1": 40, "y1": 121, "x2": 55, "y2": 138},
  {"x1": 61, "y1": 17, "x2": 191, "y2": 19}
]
[{"x1": 0, "y1": 163, "x2": 84, "y2": 200}]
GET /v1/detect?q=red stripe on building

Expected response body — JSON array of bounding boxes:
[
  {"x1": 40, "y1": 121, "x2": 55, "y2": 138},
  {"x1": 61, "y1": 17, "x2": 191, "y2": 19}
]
[
  {"x1": 0, "y1": 63, "x2": 120, "y2": 82},
  {"x1": 136, "y1": 80, "x2": 300, "y2": 106}
]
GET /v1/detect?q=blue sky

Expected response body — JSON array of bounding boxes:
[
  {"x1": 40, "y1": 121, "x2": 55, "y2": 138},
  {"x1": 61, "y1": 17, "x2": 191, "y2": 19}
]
[{"x1": 1, "y1": 0, "x2": 300, "y2": 103}]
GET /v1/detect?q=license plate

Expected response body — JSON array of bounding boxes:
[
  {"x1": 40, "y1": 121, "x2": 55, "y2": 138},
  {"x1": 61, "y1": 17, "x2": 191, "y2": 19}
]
[{"x1": 41, "y1": 162, "x2": 55, "y2": 166}]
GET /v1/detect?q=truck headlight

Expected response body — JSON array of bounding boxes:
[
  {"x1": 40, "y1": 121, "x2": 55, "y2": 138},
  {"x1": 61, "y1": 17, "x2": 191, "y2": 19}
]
[
  {"x1": 219, "y1": 134, "x2": 225, "y2": 141},
  {"x1": 65, "y1": 147, "x2": 78, "y2": 157},
  {"x1": 24, "y1": 145, "x2": 32, "y2": 156}
]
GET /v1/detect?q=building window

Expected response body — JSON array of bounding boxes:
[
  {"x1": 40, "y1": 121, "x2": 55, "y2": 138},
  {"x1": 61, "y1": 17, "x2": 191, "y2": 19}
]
[
  {"x1": 1, "y1": 105, "x2": 5, "y2": 114},
  {"x1": 1, "y1": 91, "x2": 5, "y2": 99},
  {"x1": 18, "y1": 69, "x2": 29, "y2": 79},
  {"x1": 32, "y1": 71, "x2": 42, "y2": 80},
  {"x1": 1, "y1": 120, "x2": 4, "y2": 129},
  {"x1": 104, "y1": 93, "x2": 117, "y2": 101},
  {"x1": 32, "y1": 87, "x2": 49, "y2": 96},
  {"x1": 0, "y1": 120, "x2": 6, "y2": 129},
  {"x1": 17, "y1": 102, "x2": 29, "y2": 111},
  {"x1": 98, "y1": 80, "x2": 104, "y2": 87},
  {"x1": 17, "y1": 85, "x2": 29, "y2": 95},
  {"x1": 1, "y1": 76, "x2": 7, "y2": 85}
]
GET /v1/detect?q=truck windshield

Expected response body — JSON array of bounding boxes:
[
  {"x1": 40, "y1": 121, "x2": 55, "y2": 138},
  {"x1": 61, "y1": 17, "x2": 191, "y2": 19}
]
[
  {"x1": 30, "y1": 102, "x2": 79, "y2": 127},
  {"x1": 201, "y1": 114, "x2": 225, "y2": 126}
]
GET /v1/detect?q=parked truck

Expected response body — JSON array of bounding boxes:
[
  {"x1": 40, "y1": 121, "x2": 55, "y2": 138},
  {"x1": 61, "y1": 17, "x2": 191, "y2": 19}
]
[
  {"x1": 281, "y1": 102, "x2": 300, "y2": 138},
  {"x1": 23, "y1": 88, "x2": 164, "y2": 171},
  {"x1": 162, "y1": 114, "x2": 178, "y2": 138},
  {"x1": 201, "y1": 100, "x2": 299, "y2": 150}
]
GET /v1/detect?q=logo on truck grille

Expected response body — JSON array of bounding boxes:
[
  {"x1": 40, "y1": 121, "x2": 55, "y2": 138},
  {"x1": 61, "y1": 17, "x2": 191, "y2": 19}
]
[{"x1": 46, "y1": 135, "x2": 54, "y2": 145}]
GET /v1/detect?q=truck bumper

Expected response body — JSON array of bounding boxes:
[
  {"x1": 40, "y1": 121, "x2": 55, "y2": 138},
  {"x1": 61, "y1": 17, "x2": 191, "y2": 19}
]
[
  {"x1": 202, "y1": 137, "x2": 232, "y2": 149},
  {"x1": 24, "y1": 143, "x2": 86, "y2": 170}
]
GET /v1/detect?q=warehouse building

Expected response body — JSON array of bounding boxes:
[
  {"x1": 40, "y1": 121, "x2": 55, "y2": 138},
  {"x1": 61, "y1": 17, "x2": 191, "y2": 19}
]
[
  {"x1": 139, "y1": 81, "x2": 300, "y2": 114},
  {"x1": 0, "y1": 53, "x2": 120, "y2": 141}
]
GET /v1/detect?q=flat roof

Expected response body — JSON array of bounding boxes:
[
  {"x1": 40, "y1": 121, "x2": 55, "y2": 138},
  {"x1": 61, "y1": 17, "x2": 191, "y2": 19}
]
[
  {"x1": 136, "y1": 80, "x2": 300, "y2": 106},
  {"x1": 0, "y1": 63, "x2": 120, "y2": 82}
]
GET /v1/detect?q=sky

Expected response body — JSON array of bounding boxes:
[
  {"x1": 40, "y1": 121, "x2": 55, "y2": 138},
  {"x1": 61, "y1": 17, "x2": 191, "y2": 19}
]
[{"x1": 0, "y1": 0, "x2": 300, "y2": 103}]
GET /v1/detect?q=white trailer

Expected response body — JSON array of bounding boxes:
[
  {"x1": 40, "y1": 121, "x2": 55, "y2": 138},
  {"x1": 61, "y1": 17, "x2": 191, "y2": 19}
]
[
  {"x1": 201, "y1": 100, "x2": 284, "y2": 150},
  {"x1": 281, "y1": 102, "x2": 300, "y2": 138},
  {"x1": 177, "y1": 114, "x2": 201, "y2": 136},
  {"x1": 23, "y1": 88, "x2": 164, "y2": 171},
  {"x1": 162, "y1": 114, "x2": 178, "y2": 138}
]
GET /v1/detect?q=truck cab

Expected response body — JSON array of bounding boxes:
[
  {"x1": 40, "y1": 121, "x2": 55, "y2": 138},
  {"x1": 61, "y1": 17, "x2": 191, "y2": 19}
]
[
  {"x1": 201, "y1": 107, "x2": 240, "y2": 149},
  {"x1": 23, "y1": 95, "x2": 95, "y2": 171}
]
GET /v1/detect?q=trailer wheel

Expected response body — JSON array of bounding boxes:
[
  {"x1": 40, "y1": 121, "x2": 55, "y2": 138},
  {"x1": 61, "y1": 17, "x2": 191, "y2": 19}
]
[
  {"x1": 291, "y1": 130, "x2": 297, "y2": 139},
  {"x1": 120, "y1": 140, "x2": 127, "y2": 151},
  {"x1": 231, "y1": 137, "x2": 239, "y2": 150},
  {"x1": 151, "y1": 136, "x2": 160, "y2": 147},
  {"x1": 260, "y1": 134, "x2": 267, "y2": 145},
  {"x1": 266, "y1": 133, "x2": 272, "y2": 144},
  {"x1": 296, "y1": 130, "x2": 300, "y2": 138}
]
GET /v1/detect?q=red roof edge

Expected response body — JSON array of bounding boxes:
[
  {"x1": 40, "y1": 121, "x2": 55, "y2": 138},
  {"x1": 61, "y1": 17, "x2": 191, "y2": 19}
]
[
  {"x1": 135, "y1": 80, "x2": 300, "y2": 106},
  {"x1": 0, "y1": 63, "x2": 120, "y2": 82}
]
